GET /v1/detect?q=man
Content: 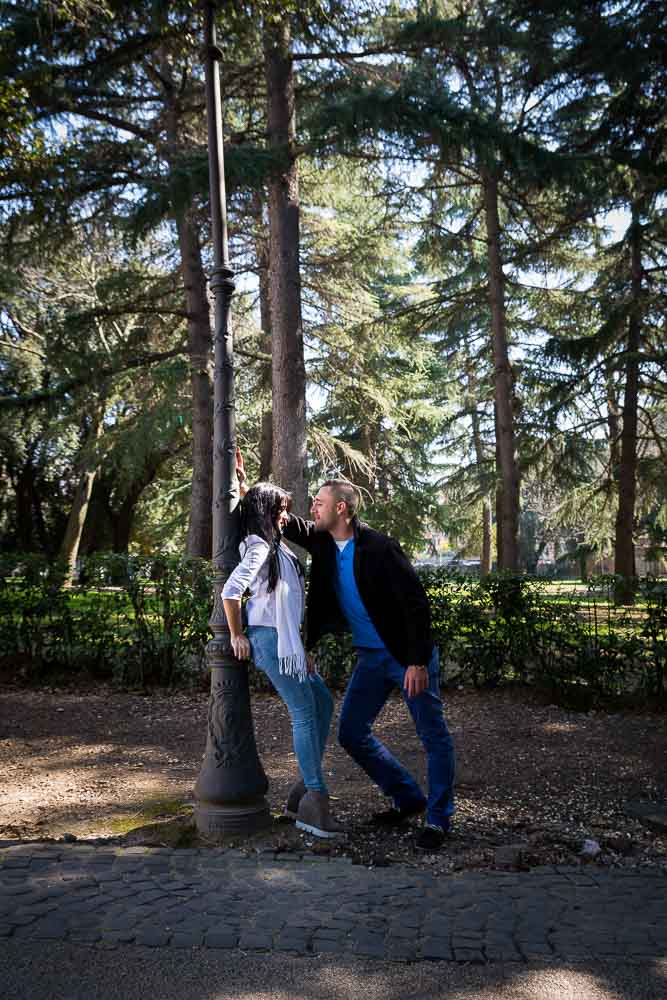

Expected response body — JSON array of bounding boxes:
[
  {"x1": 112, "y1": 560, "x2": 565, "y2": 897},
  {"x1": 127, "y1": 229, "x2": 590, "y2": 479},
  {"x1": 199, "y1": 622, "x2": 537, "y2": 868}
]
[{"x1": 282, "y1": 480, "x2": 455, "y2": 851}]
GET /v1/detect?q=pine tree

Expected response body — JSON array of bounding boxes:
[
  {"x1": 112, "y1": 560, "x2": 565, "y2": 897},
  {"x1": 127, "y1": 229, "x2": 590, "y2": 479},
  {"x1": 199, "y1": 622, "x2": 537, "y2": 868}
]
[
  {"x1": 303, "y1": 1, "x2": 597, "y2": 567},
  {"x1": 0, "y1": 223, "x2": 188, "y2": 560},
  {"x1": 0, "y1": 1, "x2": 273, "y2": 556},
  {"x1": 519, "y1": 0, "x2": 667, "y2": 599}
]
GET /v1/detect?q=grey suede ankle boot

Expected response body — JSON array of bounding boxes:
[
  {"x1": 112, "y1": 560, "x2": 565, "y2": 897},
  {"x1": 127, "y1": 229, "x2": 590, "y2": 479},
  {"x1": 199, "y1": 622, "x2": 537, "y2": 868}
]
[
  {"x1": 285, "y1": 778, "x2": 306, "y2": 818},
  {"x1": 295, "y1": 791, "x2": 345, "y2": 839}
]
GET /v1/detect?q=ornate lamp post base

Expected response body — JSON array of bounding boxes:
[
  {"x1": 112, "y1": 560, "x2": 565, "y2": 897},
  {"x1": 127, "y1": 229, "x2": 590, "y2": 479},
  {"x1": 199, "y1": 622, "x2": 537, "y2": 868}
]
[
  {"x1": 195, "y1": 802, "x2": 271, "y2": 838},
  {"x1": 194, "y1": 659, "x2": 271, "y2": 841}
]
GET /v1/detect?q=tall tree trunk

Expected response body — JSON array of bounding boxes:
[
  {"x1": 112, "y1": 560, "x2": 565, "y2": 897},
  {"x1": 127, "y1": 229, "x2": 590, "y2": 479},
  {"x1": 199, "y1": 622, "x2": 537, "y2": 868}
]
[
  {"x1": 471, "y1": 407, "x2": 492, "y2": 577},
  {"x1": 177, "y1": 214, "x2": 213, "y2": 558},
  {"x1": 614, "y1": 206, "x2": 642, "y2": 604},
  {"x1": 264, "y1": 18, "x2": 307, "y2": 513},
  {"x1": 59, "y1": 414, "x2": 103, "y2": 587},
  {"x1": 253, "y1": 192, "x2": 273, "y2": 482},
  {"x1": 160, "y1": 51, "x2": 213, "y2": 558},
  {"x1": 481, "y1": 498, "x2": 493, "y2": 575},
  {"x1": 483, "y1": 171, "x2": 520, "y2": 570},
  {"x1": 111, "y1": 490, "x2": 141, "y2": 554},
  {"x1": 14, "y1": 463, "x2": 34, "y2": 552},
  {"x1": 493, "y1": 401, "x2": 504, "y2": 570},
  {"x1": 259, "y1": 406, "x2": 273, "y2": 482},
  {"x1": 98, "y1": 444, "x2": 184, "y2": 554},
  {"x1": 31, "y1": 473, "x2": 50, "y2": 555},
  {"x1": 607, "y1": 374, "x2": 621, "y2": 476},
  {"x1": 357, "y1": 421, "x2": 377, "y2": 497}
]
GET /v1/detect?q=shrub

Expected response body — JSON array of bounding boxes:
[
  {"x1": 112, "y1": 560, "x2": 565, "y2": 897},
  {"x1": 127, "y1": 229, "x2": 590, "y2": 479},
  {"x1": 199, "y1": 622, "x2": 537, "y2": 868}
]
[
  {"x1": 0, "y1": 552, "x2": 211, "y2": 687},
  {"x1": 638, "y1": 578, "x2": 667, "y2": 700},
  {"x1": 419, "y1": 568, "x2": 660, "y2": 706},
  {"x1": 0, "y1": 554, "x2": 664, "y2": 707}
]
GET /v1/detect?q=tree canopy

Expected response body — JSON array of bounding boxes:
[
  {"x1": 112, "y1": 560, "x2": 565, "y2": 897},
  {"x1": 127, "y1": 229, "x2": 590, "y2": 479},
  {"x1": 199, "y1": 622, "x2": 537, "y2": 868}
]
[{"x1": 0, "y1": 0, "x2": 665, "y2": 590}]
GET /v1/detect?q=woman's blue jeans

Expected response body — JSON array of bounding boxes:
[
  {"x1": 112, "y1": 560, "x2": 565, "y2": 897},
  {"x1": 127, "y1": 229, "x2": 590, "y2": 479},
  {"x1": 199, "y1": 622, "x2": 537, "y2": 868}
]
[
  {"x1": 248, "y1": 626, "x2": 333, "y2": 794},
  {"x1": 337, "y1": 646, "x2": 455, "y2": 830}
]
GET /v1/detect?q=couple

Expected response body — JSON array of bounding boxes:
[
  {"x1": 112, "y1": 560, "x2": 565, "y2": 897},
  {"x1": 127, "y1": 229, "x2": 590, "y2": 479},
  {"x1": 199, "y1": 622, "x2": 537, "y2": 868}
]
[{"x1": 221, "y1": 467, "x2": 455, "y2": 851}]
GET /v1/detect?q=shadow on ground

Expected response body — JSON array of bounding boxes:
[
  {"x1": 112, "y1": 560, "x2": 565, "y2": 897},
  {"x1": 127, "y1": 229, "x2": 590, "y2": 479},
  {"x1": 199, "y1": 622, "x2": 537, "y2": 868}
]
[
  {"x1": 1, "y1": 685, "x2": 665, "y2": 874},
  {"x1": 0, "y1": 941, "x2": 665, "y2": 1000}
]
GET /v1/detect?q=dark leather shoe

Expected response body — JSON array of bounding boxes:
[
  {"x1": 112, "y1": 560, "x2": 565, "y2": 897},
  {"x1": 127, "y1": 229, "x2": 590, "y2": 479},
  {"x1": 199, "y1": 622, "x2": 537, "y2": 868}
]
[
  {"x1": 415, "y1": 824, "x2": 449, "y2": 851},
  {"x1": 369, "y1": 800, "x2": 426, "y2": 827}
]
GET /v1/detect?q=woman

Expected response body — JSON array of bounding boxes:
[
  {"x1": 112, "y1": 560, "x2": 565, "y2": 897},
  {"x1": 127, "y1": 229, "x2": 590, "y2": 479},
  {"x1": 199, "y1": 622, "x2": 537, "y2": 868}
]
[{"x1": 222, "y1": 482, "x2": 344, "y2": 839}]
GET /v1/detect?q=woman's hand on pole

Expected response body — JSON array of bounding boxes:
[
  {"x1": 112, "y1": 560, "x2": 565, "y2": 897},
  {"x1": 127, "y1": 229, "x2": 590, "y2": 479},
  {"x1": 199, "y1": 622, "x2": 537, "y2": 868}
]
[
  {"x1": 235, "y1": 446, "x2": 248, "y2": 497},
  {"x1": 230, "y1": 634, "x2": 251, "y2": 660},
  {"x1": 223, "y1": 598, "x2": 250, "y2": 660}
]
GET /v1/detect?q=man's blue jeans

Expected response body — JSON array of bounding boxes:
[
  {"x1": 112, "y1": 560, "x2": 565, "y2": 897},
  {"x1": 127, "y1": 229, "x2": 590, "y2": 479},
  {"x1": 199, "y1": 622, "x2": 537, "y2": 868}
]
[
  {"x1": 338, "y1": 646, "x2": 455, "y2": 830},
  {"x1": 248, "y1": 626, "x2": 333, "y2": 794}
]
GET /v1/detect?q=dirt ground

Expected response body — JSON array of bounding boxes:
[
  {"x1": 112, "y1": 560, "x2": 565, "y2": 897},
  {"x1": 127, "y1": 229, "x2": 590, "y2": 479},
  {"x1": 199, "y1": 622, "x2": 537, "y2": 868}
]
[{"x1": 1, "y1": 683, "x2": 665, "y2": 875}]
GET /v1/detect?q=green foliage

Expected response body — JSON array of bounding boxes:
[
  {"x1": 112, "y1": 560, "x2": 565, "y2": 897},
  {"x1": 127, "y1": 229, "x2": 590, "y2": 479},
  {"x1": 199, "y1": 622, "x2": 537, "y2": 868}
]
[
  {"x1": 1, "y1": 0, "x2": 666, "y2": 579},
  {"x1": 1, "y1": 553, "x2": 664, "y2": 707},
  {"x1": 310, "y1": 70, "x2": 584, "y2": 187},
  {"x1": 87, "y1": 552, "x2": 212, "y2": 686},
  {"x1": 310, "y1": 631, "x2": 357, "y2": 689},
  {"x1": 422, "y1": 567, "x2": 666, "y2": 706},
  {"x1": 298, "y1": 158, "x2": 448, "y2": 553},
  {"x1": 0, "y1": 552, "x2": 212, "y2": 686},
  {"x1": 637, "y1": 577, "x2": 667, "y2": 700},
  {"x1": 0, "y1": 554, "x2": 128, "y2": 678},
  {"x1": 0, "y1": 225, "x2": 189, "y2": 556}
]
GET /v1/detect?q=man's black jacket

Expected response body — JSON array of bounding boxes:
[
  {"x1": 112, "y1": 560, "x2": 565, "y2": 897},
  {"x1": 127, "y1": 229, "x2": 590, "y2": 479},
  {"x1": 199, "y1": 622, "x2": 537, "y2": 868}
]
[{"x1": 283, "y1": 515, "x2": 434, "y2": 667}]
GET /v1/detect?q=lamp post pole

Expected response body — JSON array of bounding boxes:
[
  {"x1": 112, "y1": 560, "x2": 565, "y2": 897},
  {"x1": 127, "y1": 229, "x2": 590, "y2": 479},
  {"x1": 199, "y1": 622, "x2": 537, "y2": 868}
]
[{"x1": 194, "y1": 0, "x2": 270, "y2": 838}]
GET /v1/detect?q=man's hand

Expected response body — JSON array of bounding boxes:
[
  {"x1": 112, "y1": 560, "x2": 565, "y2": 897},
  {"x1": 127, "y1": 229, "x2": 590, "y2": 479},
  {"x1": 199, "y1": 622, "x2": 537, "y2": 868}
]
[
  {"x1": 404, "y1": 665, "x2": 428, "y2": 699},
  {"x1": 230, "y1": 634, "x2": 251, "y2": 660},
  {"x1": 306, "y1": 652, "x2": 316, "y2": 675}
]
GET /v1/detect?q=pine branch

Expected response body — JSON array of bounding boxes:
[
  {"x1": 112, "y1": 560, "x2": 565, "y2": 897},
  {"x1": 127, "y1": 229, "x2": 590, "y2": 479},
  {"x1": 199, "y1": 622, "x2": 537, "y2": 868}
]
[
  {"x1": 0, "y1": 345, "x2": 187, "y2": 412},
  {"x1": 639, "y1": 408, "x2": 667, "y2": 465},
  {"x1": 68, "y1": 305, "x2": 188, "y2": 323},
  {"x1": 291, "y1": 44, "x2": 410, "y2": 63},
  {"x1": 235, "y1": 345, "x2": 271, "y2": 364},
  {"x1": 47, "y1": 103, "x2": 155, "y2": 141}
]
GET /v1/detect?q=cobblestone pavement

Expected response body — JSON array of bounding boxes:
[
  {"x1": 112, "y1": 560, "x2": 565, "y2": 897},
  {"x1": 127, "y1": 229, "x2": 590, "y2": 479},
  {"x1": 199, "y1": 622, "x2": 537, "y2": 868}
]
[{"x1": 0, "y1": 843, "x2": 665, "y2": 964}]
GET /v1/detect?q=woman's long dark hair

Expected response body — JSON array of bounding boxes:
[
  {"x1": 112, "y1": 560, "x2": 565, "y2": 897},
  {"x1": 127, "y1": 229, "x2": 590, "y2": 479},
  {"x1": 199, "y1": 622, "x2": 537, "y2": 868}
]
[{"x1": 239, "y1": 482, "x2": 291, "y2": 592}]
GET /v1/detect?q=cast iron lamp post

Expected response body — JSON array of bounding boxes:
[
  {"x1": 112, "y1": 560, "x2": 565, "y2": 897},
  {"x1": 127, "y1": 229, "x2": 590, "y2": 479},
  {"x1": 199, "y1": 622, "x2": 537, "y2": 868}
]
[{"x1": 193, "y1": 0, "x2": 270, "y2": 837}]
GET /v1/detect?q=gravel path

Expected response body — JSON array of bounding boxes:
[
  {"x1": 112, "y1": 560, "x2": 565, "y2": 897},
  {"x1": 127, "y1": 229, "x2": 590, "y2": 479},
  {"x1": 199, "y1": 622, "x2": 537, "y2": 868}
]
[{"x1": 1, "y1": 685, "x2": 665, "y2": 875}]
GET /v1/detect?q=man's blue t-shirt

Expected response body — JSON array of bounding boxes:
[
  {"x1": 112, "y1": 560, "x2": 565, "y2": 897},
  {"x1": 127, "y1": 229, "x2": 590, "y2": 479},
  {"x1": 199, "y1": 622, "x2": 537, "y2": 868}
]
[{"x1": 334, "y1": 539, "x2": 384, "y2": 648}]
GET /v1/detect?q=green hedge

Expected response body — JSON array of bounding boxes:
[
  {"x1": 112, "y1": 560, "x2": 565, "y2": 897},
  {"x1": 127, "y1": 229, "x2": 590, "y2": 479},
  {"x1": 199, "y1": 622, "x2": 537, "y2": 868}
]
[
  {"x1": 0, "y1": 555, "x2": 665, "y2": 705},
  {"x1": 422, "y1": 569, "x2": 666, "y2": 708},
  {"x1": 0, "y1": 553, "x2": 212, "y2": 687}
]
